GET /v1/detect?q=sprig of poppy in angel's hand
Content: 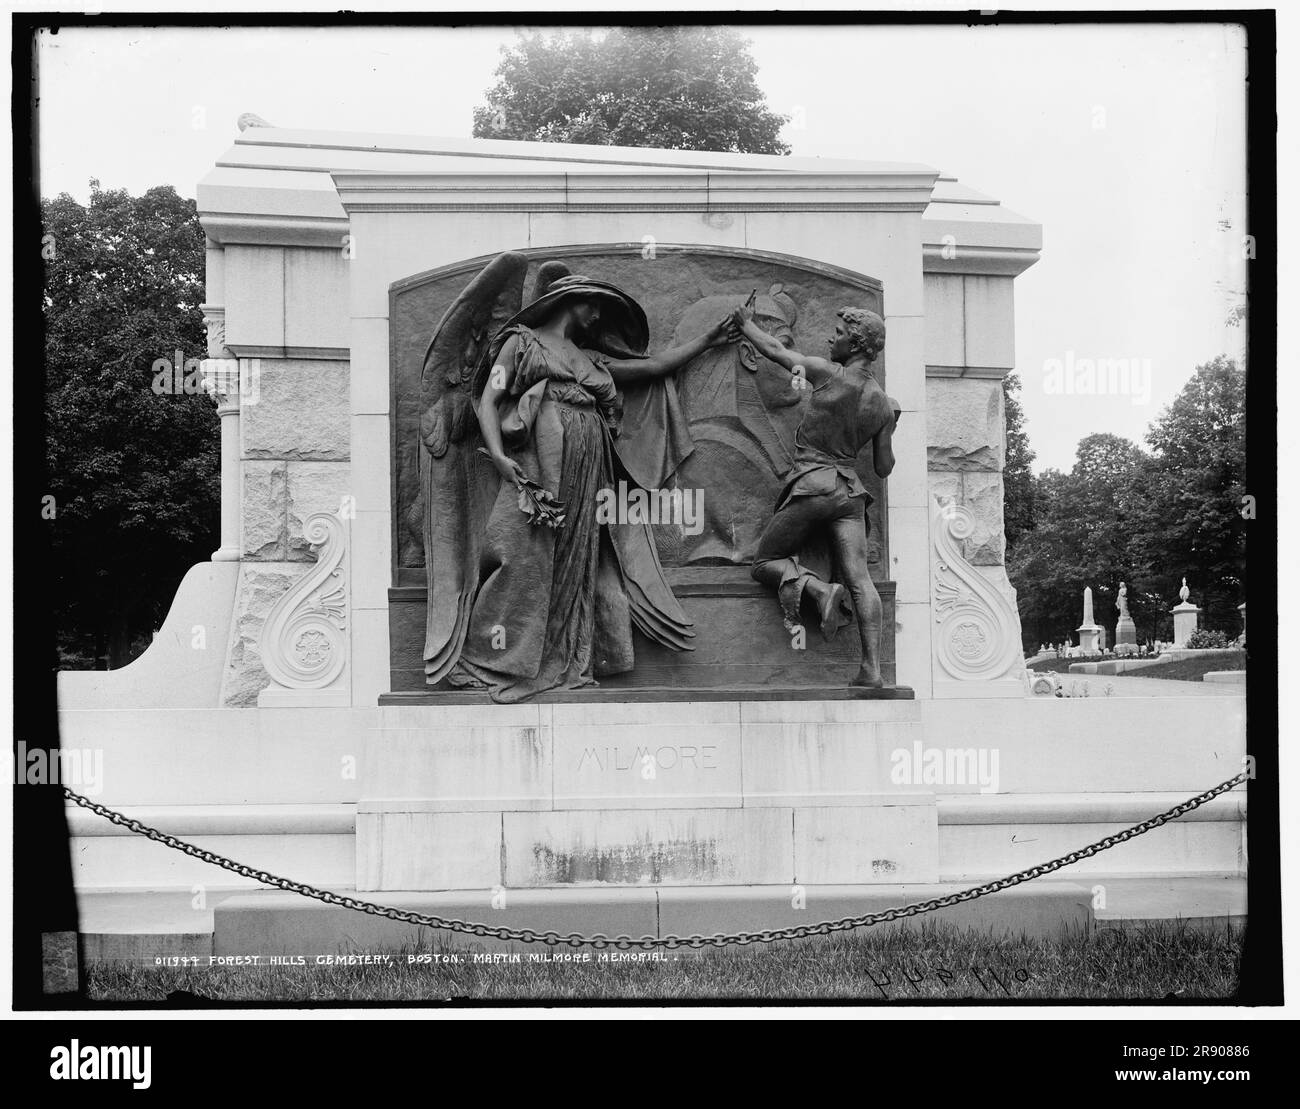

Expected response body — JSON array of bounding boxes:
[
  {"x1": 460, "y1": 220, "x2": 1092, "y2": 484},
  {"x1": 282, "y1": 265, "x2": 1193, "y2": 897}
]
[{"x1": 478, "y1": 448, "x2": 566, "y2": 528}]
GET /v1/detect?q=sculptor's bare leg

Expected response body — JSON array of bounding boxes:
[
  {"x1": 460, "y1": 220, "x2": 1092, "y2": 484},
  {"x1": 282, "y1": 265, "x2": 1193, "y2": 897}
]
[
  {"x1": 829, "y1": 510, "x2": 885, "y2": 687},
  {"x1": 752, "y1": 495, "x2": 846, "y2": 638}
]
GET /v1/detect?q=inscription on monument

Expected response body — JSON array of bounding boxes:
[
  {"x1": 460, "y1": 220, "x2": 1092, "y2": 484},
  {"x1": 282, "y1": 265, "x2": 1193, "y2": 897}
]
[{"x1": 576, "y1": 744, "x2": 720, "y2": 773}]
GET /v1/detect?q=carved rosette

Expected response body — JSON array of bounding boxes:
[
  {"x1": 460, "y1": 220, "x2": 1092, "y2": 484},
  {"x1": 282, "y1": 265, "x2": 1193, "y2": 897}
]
[
  {"x1": 931, "y1": 498, "x2": 1022, "y2": 682},
  {"x1": 260, "y1": 512, "x2": 349, "y2": 692}
]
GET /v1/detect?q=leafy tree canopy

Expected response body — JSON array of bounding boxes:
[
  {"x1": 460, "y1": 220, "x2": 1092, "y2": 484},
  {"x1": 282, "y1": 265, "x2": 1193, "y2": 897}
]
[
  {"x1": 1008, "y1": 358, "x2": 1247, "y2": 651},
  {"x1": 473, "y1": 27, "x2": 791, "y2": 154},
  {"x1": 43, "y1": 183, "x2": 218, "y2": 668},
  {"x1": 1002, "y1": 373, "x2": 1036, "y2": 549}
]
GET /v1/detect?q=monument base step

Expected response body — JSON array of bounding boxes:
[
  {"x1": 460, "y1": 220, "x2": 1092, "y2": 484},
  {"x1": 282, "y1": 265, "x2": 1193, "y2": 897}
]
[
  {"x1": 73, "y1": 877, "x2": 1246, "y2": 964},
  {"x1": 1203, "y1": 670, "x2": 1246, "y2": 685},
  {"x1": 212, "y1": 882, "x2": 1096, "y2": 954},
  {"x1": 379, "y1": 685, "x2": 915, "y2": 705}
]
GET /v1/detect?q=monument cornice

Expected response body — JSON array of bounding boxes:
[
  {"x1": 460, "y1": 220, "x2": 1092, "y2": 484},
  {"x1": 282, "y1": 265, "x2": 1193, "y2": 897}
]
[
  {"x1": 201, "y1": 212, "x2": 350, "y2": 248},
  {"x1": 921, "y1": 243, "x2": 1041, "y2": 276},
  {"x1": 330, "y1": 169, "x2": 939, "y2": 214},
  {"x1": 226, "y1": 343, "x2": 350, "y2": 362}
]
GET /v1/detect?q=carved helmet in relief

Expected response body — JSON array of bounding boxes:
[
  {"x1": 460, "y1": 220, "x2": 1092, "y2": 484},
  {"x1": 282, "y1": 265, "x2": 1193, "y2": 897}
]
[{"x1": 752, "y1": 283, "x2": 798, "y2": 347}]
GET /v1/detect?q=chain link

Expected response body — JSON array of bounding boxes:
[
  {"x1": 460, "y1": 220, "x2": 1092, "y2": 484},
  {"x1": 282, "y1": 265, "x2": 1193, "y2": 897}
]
[{"x1": 62, "y1": 770, "x2": 1248, "y2": 950}]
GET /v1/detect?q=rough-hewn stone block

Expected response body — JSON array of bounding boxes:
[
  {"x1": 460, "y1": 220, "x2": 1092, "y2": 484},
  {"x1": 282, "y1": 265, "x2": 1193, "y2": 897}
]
[
  {"x1": 241, "y1": 359, "x2": 349, "y2": 461},
  {"x1": 241, "y1": 461, "x2": 286, "y2": 560},
  {"x1": 926, "y1": 378, "x2": 1005, "y2": 471},
  {"x1": 220, "y1": 563, "x2": 305, "y2": 707},
  {"x1": 962, "y1": 471, "x2": 1006, "y2": 565}
]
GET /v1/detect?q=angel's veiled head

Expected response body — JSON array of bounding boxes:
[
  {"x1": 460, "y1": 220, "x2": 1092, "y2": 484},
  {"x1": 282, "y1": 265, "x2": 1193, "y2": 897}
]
[
  {"x1": 503, "y1": 271, "x2": 650, "y2": 357},
  {"x1": 565, "y1": 297, "x2": 602, "y2": 337}
]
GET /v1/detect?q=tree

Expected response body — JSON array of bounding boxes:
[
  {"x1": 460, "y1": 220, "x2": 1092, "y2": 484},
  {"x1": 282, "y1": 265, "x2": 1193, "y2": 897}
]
[
  {"x1": 43, "y1": 183, "x2": 218, "y2": 668},
  {"x1": 1008, "y1": 358, "x2": 1248, "y2": 652},
  {"x1": 1131, "y1": 357, "x2": 1247, "y2": 635},
  {"x1": 1008, "y1": 434, "x2": 1152, "y2": 651},
  {"x1": 1002, "y1": 373, "x2": 1035, "y2": 549},
  {"x1": 473, "y1": 27, "x2": 791, "y2": 154}
]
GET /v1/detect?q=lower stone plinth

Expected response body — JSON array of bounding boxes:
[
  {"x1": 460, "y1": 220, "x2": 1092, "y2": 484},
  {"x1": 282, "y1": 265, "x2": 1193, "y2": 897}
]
[
  {"x1": 76, "y1": 877, "x2": 1247, "y2": 965},
  {"x1": 357, "y1": 799, "x2": 938, "y2": 890},
  {"x1": 211, "y1": 881, "x2": 1096, "y2": 956},
  {"x1": 358, "y1": 698, "x2": 939, "y2": 891}
]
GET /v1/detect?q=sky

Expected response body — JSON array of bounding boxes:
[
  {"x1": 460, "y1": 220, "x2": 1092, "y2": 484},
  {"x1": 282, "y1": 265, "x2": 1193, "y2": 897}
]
[{"x1": 33, "y1": 21, "x2": 1250, "y2": 473}]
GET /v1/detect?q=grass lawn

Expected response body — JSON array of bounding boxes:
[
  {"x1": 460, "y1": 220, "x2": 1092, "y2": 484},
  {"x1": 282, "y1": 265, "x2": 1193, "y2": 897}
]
[
  {"x1": 1029, "y1": 656, "x2": 1110, "y2": 674},
  {"x1": 1128, "y1": 653, "x2": 1246, "y2": 682},
  {"x1": 86, "y1": 921, "x2": 1241, "y2": 1003},
  {"x1": 1026, "y1": 651, "x2": 1245, "y2": 681}
]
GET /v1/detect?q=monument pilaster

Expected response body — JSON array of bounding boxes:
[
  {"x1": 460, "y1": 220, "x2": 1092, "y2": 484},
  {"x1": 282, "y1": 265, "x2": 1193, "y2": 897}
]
[{"x1": 200, "y1": 331, "x2": 244, "y2": 564}]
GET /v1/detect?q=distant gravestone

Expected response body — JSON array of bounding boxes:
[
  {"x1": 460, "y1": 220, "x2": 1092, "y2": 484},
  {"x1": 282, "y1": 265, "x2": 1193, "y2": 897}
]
[
  {"x1": 1076, "y1": 586, "x2": 1103, "y2": 654},
  {"x1": 1114, "y1": 581, "x2": 1138, "y2": 655},
  {"x1": 1171, "y1": 577, "x2": 1200, "y2": 648}
]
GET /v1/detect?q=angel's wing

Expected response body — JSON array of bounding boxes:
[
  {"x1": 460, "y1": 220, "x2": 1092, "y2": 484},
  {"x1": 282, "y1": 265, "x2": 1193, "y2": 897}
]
[
  {"x1": 420, "y1": 251, "x2": 529, "y2": 458},
  {"x1": 420, "y1": 251, "x2": 528, "y2": 684}
]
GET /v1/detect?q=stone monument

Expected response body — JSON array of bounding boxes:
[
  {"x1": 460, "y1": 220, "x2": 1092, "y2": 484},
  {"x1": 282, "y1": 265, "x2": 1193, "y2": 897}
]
[
  {"x1": 1076, "y1": 586, "x2": 1103, "y2": 654},
  {"x1": 1171, "y1": 577, "x2": 1200, "y2": 648},
  {"x1": 48, "y1": 124, "x2": 1248, "y2": 954},
  {"x1": 1114, "y1": 580, "x2": 1138, "y2": 656}
]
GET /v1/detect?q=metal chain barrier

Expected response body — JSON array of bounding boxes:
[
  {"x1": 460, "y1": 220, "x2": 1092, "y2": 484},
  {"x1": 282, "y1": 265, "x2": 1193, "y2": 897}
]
[{"x1": 62, "y1": 770, "x2": 1248, "y2": 951}]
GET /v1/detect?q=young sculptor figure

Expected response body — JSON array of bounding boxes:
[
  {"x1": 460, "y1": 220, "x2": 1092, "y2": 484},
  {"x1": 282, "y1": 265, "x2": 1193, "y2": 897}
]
[{"x1": 729, "y1": 302, "x2": 901, "y2": 688}]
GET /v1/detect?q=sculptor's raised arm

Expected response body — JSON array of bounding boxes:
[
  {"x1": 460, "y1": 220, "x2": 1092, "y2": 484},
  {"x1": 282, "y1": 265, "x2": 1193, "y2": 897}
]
[{"x1": 730, "y1": 303, "x2": 835, "y2": 386}]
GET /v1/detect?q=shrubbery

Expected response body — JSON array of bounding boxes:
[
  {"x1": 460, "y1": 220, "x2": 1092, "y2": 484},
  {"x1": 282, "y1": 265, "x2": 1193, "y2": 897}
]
[{"x1": 1185, "y1": 629, "x2": 1231, "y2": 649}]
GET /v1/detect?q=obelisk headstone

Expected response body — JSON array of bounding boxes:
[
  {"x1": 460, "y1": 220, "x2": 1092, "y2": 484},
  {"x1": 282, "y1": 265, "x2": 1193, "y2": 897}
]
[{"x1": 1076, "y1": 586, "x2": 1103, "y2": 654}]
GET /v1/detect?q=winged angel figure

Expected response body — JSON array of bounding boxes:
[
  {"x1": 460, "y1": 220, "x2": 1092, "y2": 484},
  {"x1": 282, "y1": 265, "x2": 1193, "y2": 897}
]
[{"x1": 420, "y1": 251, "x2": 734, "y2": 702}]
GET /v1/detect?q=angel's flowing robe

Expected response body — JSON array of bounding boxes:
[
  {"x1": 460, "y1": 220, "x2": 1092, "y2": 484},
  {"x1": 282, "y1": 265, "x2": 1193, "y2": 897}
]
[{"x1": 450, "y1": 325, "x2": 693, "y2": 702}]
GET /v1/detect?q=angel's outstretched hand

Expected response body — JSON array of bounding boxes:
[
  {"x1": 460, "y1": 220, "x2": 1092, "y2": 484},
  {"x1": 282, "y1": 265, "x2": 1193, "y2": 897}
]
[
  {"x1": 729, "y1": 302, "x2": 756, "y2": 329},
  {"x1": 705, "y1": 314, "x2": 739, "y2": 348}
]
